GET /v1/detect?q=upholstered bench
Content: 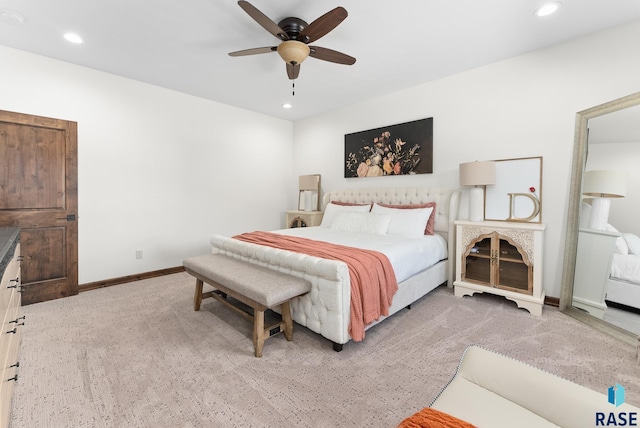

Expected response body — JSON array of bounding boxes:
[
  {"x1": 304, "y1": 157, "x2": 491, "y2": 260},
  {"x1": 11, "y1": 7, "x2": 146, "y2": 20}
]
[
  {"x1": 399, "y1": 345, "x2": 640, "y2": 427},
  {"x1": 183, "y1": 254, "x2": 311, "y2": 357}
]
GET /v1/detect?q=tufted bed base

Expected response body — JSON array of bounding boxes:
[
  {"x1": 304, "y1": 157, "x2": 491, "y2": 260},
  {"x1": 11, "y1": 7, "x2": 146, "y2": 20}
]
[{"x1": 210, "y1": 186, "x2": 460, "y2": 349}]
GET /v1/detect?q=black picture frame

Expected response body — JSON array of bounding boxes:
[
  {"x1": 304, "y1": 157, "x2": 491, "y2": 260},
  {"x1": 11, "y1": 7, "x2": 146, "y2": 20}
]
[{"x1": 344, "y1": 118, "x2": 433, "y2": 178}]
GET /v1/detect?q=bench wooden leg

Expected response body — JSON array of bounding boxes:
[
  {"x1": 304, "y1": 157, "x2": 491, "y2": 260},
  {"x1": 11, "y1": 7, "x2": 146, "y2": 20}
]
[
  {"x1": 281, "y1": 301, "x2": 293, "y2": 341},
  {"x1": 254, "y1": 308, "x2": 265, "y2": 358},
  {"x1": 194, "y1": 279, "x2": 203, "y2": 311}
]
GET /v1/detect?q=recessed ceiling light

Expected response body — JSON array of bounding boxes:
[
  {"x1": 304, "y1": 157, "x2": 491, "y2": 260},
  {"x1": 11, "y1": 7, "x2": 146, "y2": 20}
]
[
  {"x1": 64, "y1": 33, "x2": 83, "y2": 44},
  {"x1": 1, "y1": 10, "x2": 25, "y2": 25},
  {"x1": 535, "y1": 2, "x2": 561, "y2": 17},
  {"x1": 282, "y1": 103, "x2": 292, "y2": 109}
]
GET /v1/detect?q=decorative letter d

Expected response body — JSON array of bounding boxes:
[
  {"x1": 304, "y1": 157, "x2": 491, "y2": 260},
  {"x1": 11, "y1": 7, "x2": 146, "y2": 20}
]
[{"x1": 507, "y1": 193, "x2": 540, "y2": 222}]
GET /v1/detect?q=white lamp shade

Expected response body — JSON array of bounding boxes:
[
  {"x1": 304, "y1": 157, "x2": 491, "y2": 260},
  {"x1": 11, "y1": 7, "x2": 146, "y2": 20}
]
[
  {"x1": 459, "y1": 161, "x2": 496, "y2": 186},
  {"x1": 459, "y1": 161, "x2": 495, "y2": 222},
  {"x1": 583, "y1": 170, "x2": 627, "y2": 198}
]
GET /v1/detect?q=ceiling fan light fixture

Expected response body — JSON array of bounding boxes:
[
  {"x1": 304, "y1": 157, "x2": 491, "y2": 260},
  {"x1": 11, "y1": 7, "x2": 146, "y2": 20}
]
[
  {"x1": 231, "y1": 2, "x2": 355, "y2": 80},
  {"x1": 277, "y1": 40, "x2": 310, "y2": 65}
]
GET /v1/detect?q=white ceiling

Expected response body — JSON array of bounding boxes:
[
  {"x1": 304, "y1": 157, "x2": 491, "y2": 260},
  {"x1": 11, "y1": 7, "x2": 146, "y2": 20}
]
[{"x1": 1, "y1": 0, "x2": 640, "y2": 121}]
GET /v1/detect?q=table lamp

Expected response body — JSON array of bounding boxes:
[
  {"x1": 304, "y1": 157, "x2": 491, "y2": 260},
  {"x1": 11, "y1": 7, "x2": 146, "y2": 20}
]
[
  {"x1": 582, "y1": 170, "x2": 627, "y2": 230},
  {"x1": 298, "y1": 174, "x2": 321, "y2": 212},
  {"x1": 459, "y1": 161, "x2": 496, "y2": 222}
]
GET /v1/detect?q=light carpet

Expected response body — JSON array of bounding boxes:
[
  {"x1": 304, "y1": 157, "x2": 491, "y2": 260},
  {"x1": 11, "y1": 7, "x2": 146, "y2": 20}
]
[{"x1": 10, "y1": 272, "x2": 640, "y2": 427}]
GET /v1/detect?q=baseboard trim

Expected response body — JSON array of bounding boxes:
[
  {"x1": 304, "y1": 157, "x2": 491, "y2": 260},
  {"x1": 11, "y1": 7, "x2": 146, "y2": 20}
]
[
  {"x1": 545, "y1": 296, "x2": 560, "y2": 307},
  {"x1": 80, "y1": 268, "x2": 563, "y2": 308},
  {"x1": 79, "y1": 266, "x2": 185, "y2": 292}
]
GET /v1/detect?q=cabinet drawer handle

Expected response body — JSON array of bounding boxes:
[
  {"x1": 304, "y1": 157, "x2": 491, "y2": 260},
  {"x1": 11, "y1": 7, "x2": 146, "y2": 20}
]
[
  {"x1": 7, "y1": 375, "x2": 17, "y2": 382},
  {"x1": 6, "y1": 328, "x2": 17, "y2": 334}
]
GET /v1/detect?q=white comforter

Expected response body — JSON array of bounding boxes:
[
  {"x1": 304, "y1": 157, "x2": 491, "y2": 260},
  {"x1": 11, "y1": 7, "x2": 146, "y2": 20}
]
[
  {"x1": 611, "y1": 253, "x2": 640, "y2": 284},
  {"x1": 273, "y1": 226, "x2": 448, "y2": 283}
]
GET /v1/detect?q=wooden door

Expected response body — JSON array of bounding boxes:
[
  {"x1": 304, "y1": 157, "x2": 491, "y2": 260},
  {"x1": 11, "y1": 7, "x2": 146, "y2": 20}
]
[{"x1": 0, "y1": 110, "x2": 78, "y2": 305}]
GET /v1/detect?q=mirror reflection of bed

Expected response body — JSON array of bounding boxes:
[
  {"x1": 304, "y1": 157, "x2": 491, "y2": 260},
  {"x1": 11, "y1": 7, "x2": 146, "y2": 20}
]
[{"x1": 573, "y1": 102, "x2": 640, "y2": 336}]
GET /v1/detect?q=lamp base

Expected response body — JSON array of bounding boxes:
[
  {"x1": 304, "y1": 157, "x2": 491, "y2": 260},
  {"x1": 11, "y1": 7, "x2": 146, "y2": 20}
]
[
  {"x1": 588, "y1": 197, "x2": 610, "y2": 230},
  {"x1": 469, "y1": 187, "x2": 485, "y2": 222}
]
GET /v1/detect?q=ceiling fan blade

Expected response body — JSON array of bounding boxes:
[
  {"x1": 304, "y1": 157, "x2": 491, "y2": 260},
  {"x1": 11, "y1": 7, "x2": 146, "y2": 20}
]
[
  {"x1": 286, "y1": 63, "x2": 300, "y2": 80},
  {"x1": 228, "y1": 46, "x2": 277, "y2": 57},
  {"x1": 299, "y1": 7, "x2": 348, "y2": 44},
  {"x1": 237, "y1": 1, "x2": 289, "y2": 41},
  {"x1": 309, "y1": 46, "x2": 356, "y2": 65}
]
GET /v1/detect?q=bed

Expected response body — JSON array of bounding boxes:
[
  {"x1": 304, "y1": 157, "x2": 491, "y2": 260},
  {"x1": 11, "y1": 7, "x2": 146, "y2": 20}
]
[
  {"x1": 209, "y1": 186, "x2": 460, "y2": 350},
  {"x1": 606, "y1": 232, "x2": 640, "y2": 311}
]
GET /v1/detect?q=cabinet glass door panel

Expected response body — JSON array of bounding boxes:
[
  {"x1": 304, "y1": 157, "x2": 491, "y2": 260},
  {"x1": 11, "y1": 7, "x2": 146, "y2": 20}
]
[
  {"x1": 498, "y1": 240, "x2": 521, "y2": 261},
  {"x1": 497, "y1": 260, "x2": 529, "y2": 293},
  {"x1": 462, "y1": 232, "x2": 533, "y2": 295},
  {"x1": 290, "y1": 217, "x2": 308, "y2": 228},
  {"x1": 472, "y1": 237, "x2": 492, "y2": 257},
  {"x1": 465, "y1": 256, "x2": 491, "y2": 283},
  {"x1": 465, "y1": 237, "x2": 492, "y2": 283}
]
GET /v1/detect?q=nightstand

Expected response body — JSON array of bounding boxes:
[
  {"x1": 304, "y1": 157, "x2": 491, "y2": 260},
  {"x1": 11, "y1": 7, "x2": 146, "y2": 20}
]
[
  {"x1": 454, "y1": 220, "x2": 546, "y2": 315},
  {"x1": 285, "y1": 210, "x2": 323, "y2": 228},
  {"x1": 572, "y1": 228, "x2": 619, "y2": 319}
]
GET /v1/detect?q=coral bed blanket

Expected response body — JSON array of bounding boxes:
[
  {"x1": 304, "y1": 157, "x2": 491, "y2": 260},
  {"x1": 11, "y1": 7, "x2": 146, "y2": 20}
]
[{"x1": 232, "y1": 231, "x2": 398, "y2": 341}]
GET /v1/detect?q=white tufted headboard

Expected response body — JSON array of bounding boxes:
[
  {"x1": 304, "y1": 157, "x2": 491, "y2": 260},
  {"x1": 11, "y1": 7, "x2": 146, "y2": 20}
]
[{"x1": 322, "y1": 186, "x2": 461, "y2": 285}]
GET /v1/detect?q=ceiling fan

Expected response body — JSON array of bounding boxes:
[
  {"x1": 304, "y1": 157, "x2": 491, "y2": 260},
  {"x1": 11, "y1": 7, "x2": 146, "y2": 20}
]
[{"x1": 228, "y1": 1, "x2": 356, "y2": 81}]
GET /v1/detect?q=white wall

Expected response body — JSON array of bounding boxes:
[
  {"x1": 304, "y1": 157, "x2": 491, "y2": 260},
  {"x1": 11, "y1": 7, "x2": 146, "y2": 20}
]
[
  {"x1": 587, "y1": 141, "x2": 640, "y2": 235},
  {"x1": 0, "y1": 46, "x2": 294, "y2": 283},
  {"x1": 292, "y1": 20, "x2": 640, "y2": 298},
  {"x1": 3, "y1": 20, "x2": 640, "y2": 294}
]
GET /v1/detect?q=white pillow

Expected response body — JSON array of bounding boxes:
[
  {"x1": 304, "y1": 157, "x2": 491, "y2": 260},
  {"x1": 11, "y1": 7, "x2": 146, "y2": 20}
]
[
  {"x1": 623, "y1": 233, "x2": 640, "y2": 255},
  {"x1": 604, "y1": 224, "x2": 628, "y2": 255},
  {"x1": 330, "y1": 212, "x2": 391, "y2": 235},
  {"x1": 615, "y1": 236, "x2": 629, "y2": 255},
  {"x1": 320, "y1": 202, "x2": 371, "y2": 228},
  {"x1": 605, "y1": 223, "x2": 619, "y2": 233},
  {"x1": 370, "y1": 203, "x2": 433, "y2": 239}
]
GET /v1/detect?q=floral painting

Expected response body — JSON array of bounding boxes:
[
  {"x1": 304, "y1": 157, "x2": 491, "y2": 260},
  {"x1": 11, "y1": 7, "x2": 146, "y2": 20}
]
[{"x1": 344, "y1": 118, "x2": 433, "y2": 178}]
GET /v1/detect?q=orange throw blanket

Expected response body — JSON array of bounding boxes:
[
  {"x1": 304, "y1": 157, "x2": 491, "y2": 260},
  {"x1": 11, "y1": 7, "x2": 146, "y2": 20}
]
[
  {"x1": 232, "y1": 231, "x2": 398, "y2": 341},
  {"x1": 397, "y1": 408, "x2": 476, "y2": 428}
]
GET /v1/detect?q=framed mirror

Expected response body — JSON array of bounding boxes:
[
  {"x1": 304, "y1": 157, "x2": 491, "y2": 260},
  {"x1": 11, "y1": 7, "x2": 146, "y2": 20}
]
[
  {"x1": 485, "y1": 156, "x2": 542, "y2": 222},
  {"x1": 559, "y1": 91, "x2": 640, "y2": 347}
]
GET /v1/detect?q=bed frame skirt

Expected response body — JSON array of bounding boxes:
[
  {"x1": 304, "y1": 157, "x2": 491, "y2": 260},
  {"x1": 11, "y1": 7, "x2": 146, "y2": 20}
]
[
  {"x1": 210, "y1": 186, "x2": 460, "y2": 347},
  {"x1": 607, "y1": 276, "x2": 640, "y2": 310}
]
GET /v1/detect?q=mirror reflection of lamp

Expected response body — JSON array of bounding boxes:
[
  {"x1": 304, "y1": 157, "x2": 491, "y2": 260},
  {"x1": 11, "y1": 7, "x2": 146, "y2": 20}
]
[
  {"x1": 459, "y1": 161, "x2": 496, "y2": 222},
  {"x1": 298, "y1": 174, "x2": 321, "y2": 212},
  {"x1": 582, "y1": 170, "x2": 628, "y2": 230}
]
